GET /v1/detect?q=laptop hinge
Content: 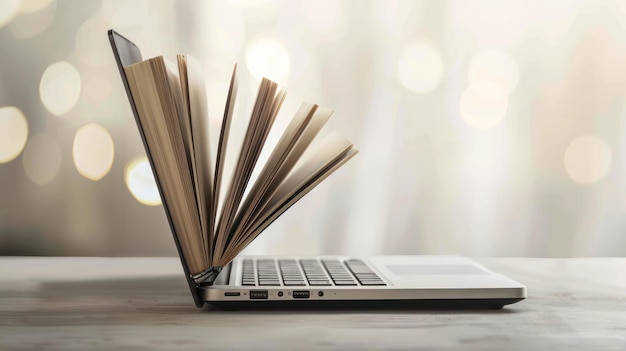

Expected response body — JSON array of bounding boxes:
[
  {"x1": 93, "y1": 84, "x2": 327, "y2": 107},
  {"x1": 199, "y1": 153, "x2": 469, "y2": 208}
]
[
  {"x1": 192, "y1": 267, "x2": 222, "y2": 286},
  {"x1": 194, "y1": 262, "x2": 232, "y2": 286}
]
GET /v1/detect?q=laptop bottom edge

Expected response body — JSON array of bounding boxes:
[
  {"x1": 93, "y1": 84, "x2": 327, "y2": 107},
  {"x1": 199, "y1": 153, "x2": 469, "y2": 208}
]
[{"x1": 204, "y1": 298, "x2": 525, "y2": 311}]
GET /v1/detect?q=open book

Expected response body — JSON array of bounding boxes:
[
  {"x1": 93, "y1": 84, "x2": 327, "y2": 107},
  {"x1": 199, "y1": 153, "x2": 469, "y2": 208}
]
[{"x1": 122, "y1": 50, "x2": 357, "y2": 280}]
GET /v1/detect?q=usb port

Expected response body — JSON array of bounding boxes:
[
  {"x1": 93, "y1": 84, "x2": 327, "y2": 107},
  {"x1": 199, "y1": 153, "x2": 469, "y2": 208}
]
[
  {"x1": 292, "y1": 290, "x2": 310, "y2": 299},
  {"x1": 249, "y1": 290, "x2": 268, "y2": 299}
]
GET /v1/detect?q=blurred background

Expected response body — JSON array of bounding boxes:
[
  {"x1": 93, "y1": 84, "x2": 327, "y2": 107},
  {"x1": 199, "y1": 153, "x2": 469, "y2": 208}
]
[{"x1": 1, "y1": 0, "x2": 626, "y2": 258}]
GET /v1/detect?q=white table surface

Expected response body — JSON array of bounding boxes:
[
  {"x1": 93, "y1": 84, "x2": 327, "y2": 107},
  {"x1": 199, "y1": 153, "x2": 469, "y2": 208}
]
[{"x1": 0, "y1": 257, "x2": 625, "y2": 350}]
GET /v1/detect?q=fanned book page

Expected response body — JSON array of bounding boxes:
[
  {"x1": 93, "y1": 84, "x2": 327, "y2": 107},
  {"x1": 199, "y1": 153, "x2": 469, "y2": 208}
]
[{"x1": 124, "y1": 54, "x2": 357, "y2": 279}]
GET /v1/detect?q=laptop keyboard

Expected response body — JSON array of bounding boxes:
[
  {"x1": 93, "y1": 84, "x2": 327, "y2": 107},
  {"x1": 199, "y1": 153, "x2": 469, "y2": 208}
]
[{"x1": 241, "y1": 258, "x2": 386, "y2": 286}]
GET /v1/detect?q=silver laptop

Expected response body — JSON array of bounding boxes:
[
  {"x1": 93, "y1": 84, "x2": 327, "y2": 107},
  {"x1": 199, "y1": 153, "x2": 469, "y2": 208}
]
[
  {"x1": 203, "y1": 255, "x2": 525, "y2": 309},
  {"x1": 108, "y1": 30, "x2": 526, "y2": 310}
]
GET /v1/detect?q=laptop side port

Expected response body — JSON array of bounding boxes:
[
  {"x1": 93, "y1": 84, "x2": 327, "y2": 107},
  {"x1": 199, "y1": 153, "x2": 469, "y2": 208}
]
[
  {"x1": 249, "y1": 290, "x2": 268, "y2": 299},
  {"x1": 292, "y1": 290, "x2": 310, "y2": 299}
]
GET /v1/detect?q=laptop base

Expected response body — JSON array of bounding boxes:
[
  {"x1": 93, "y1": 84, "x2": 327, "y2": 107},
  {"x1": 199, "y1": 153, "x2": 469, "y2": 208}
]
[{"x1": 205, "y1": 298, "x2": 524, "y2": 311}]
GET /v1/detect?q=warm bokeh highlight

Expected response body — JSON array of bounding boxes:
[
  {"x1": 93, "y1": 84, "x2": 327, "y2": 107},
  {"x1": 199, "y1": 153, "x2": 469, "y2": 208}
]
[{"x1": 1, "y1": 0, "x2": 625, "y2": 258}]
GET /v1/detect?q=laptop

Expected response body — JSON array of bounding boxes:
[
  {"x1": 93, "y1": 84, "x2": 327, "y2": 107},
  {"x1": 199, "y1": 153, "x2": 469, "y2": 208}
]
[{"x1": 108, "y1": 29, "x2": 526, "y2": 310}]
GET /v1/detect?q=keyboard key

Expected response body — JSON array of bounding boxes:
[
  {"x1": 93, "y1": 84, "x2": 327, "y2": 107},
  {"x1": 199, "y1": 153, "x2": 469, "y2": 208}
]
[
  {"x1": 308, "y1": 281, "x2": 331, "y2": 286},
  {"x1": 283, "y1": 281, "x2": 306, "y2": 286},
  {"x1": 259, "y1": 281, "x2": 281, "y2": 286},
  {"x1": 357, "y1": 277, "x2": 384, "y2": 282},
  {"x1": 306, "y1": 277, "x2": 328, "y2": 281},
  {"x1": 356, "y1": 277, "x2": 379, "y2": 281},
  {"x1": 360, "y1": 281, "x2": 386, "y2": 286},
  {"x1": 345, "y1": 263, "x2": 374, "y2": 274},
  {"x1": 333, "y1": 281, "x2": 358, "y2": 286}
]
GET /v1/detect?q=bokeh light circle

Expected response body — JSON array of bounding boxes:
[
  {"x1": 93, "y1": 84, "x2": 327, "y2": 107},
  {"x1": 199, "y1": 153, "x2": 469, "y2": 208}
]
[
  {"x1": 0, "y1": 106, "x2": 29, "y2": 164},
  {"x1": 245, "y1": 38, "x2": 291, "y2": 84},
  {"x1": 22, "y1": 134, "x2": 62, "y2": 185},
  {"x1": 9, "y1": 0, "x2": 56, "y2": 39},
  {"x1": 468, "y1": 50, "x2": 519, "y2": 94},
  {"x1": 460, "y1": 80, "x2": 508, "y2": 129},
  {"x1": 39, "y1": 61, "x2": 82, "y2": 116},
  {"x1": 0, "y1": 0, "x2": 22, "y2": 28},
  {"x1": 564, "y1": 135, "x2": 612, "y2": 184},
  {"x1": 397, "y1": 43, "x2": 444, "y2": 94},
  {"x1": 72, "y1": 123, "x2": 115, "y2": 181},
  {"x1": 75, "y1": 15, "x2": 110, "y2": 67},
  {"x1": 19, "y1": 0, "x2": 54, "y2": 13},
  {"x1": 125, "y1": 156, "x2": 161, "y2": 206}
]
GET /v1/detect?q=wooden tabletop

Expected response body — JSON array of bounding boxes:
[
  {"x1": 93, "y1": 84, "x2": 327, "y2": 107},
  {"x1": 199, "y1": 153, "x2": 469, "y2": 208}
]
[{"x1": 0, "y1": 257, "x2": 624, "y2": 350}]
